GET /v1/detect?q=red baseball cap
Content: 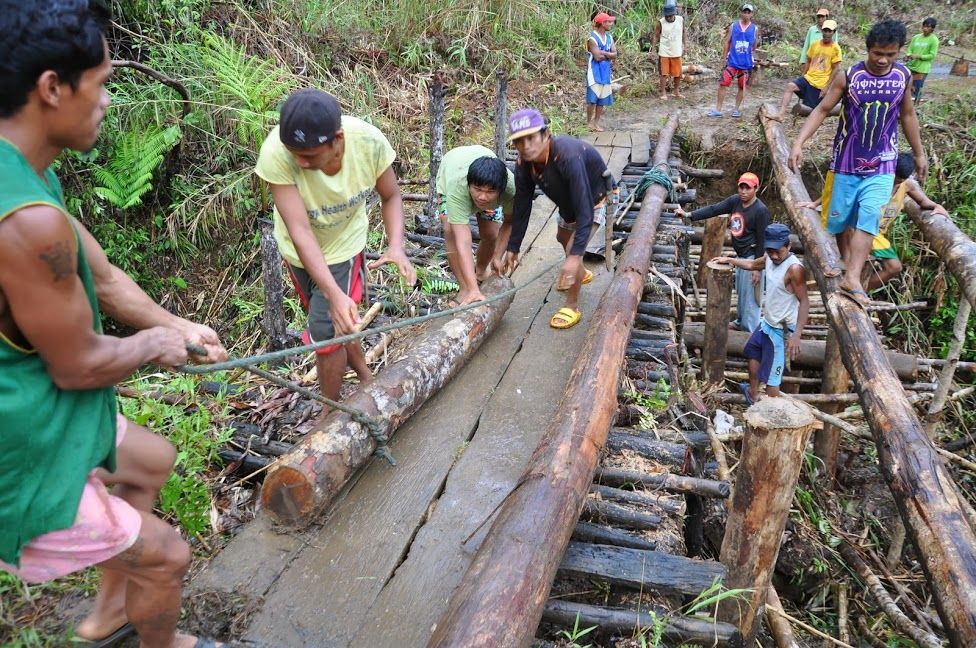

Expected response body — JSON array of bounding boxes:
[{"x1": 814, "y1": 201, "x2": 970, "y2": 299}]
[
  {"x1": 593, "y1": 12, "x2": 615, "y2": 25},
  {"x1": 738, "y1": 172, "x2": 760, "y2": 188}
]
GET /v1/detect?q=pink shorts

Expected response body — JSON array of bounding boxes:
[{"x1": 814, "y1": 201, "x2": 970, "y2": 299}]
[{"x1": 0, "y1": 415, "x2": 143, "y2": 584}]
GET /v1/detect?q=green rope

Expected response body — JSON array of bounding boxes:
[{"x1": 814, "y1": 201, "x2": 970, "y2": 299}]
[
  {"x1": 633, "y1": 162, "x2": 676, "y2": 203},
  {"x1": 180, "y1": 258, "x2": 562, "y2": 464}
]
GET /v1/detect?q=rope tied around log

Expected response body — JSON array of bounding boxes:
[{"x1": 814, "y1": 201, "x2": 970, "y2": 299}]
[
  {"x1": 633, "y1": 162, "x2": 676, "y2": 203},
  {"x1": 180, "y1": 258, "x2": 563, "y2": 464}
]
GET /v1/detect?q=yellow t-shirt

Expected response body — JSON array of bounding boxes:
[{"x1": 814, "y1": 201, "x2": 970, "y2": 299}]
[
  {"x1": 255, "y1": 116, "x2": 396, "y2": 266},
  {"x1": 804, "y1": 40, "x2": 842, "y2": 89}
]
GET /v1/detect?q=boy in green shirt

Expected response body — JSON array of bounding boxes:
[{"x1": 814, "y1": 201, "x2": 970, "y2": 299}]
[
  {"x1": 436, "y1": 145, "x2": 514, "y2": 306},
  {"x1": 255, "y1": 89, "x2": 416, "y2": 403},
  {"x1": 906, "y1": 18, "x2": 939, "y2": 103}
]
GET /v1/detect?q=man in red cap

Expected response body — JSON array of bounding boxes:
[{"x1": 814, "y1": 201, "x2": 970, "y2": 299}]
[
  {"x1": 255, "y1": 88, "x2": 417, "y2": 404},
  {"x1": 586, "y1": 12, "x2": 617, "y2": 132},
  {"x1": 676, "y1": 172, "x2": 770, "y2": 332}
]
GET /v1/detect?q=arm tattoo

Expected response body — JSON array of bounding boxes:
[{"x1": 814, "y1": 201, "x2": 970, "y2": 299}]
[{"x1": 39, "y1": 241, "x2": 74, "y2": 281}]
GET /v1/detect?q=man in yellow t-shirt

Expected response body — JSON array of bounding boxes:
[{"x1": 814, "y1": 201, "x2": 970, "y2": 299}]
[
  {"x1": 255, "y1": 89, "x2": 416, "y2": 402},
  {"x1": 775, "y1": 20, "x2": 841, "y2": 120}
]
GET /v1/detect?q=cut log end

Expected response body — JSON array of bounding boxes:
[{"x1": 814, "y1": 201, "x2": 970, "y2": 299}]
[
  {"x1": 744, "y1": 397, "x2": 822, "y2": 432},
  {"x1": 261, "y1": 466, "x2": 316, "y2": 526}
]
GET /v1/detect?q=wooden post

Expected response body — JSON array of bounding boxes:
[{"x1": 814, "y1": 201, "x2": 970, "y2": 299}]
[
  {"x1": 718, "y1": 397, "x2": 821, "y2": 644},
  {"x1": 259, "y1": 218, "x2": 289, "y2": 353},
  {"x1": 697, "y1": 215, "x2": 727, "y2": 288},
  {"x1": 423, "y1": 71, "x2": 446, "y2": 233},
  {"x1": 427, "y1": 114, "x2": 680, "y2": 648},
  {"x1": 702, "y1": 260, "x2": 734, "y2": 385},
  {"x1": 261, "y1": 275, "x2": 514, "y2": 526},
  {"x1": 761, "y1": 103, "x2": 976, "y2": 645},
  {"x1": 925, "y1": 299, "x2": 972, "y2": 438},
  {"x1": 493, "y1": 70, "x2": 508, "y2": 161},
  {"x1": 814, "y1": 327, "x2": 849, "y2": 481}
]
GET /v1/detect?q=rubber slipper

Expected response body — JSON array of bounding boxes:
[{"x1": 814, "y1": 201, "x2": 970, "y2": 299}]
[
  {"x1": 71, "y1": 623, "x2": 136, "y2": 647},
  {"x1": 550, "y1": 307, "x2": 582, "y2": 329},
  {"x1": 707, "y1": 109, "x2": 723, "y2": 117},
  {"x1": 837, "y1": 283, "x2": 870, "y2": 308},
  {"x1": 731, "y1": 110, "x2": 742, "y2": 118},
  {"x1": 738, "y1": 382, "x2": 755, "y2": 406},
  {"x1": 556, "y1": 269, "x2": 593, "y2": 291}
]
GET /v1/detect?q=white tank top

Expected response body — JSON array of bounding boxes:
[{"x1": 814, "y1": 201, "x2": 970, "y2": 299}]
[
  {"x1": 761, "y1": 254, "x2": 803, "y2": 328},
  {"x1": 658, "y1": 16, "x2": 684, "y2": 57}
]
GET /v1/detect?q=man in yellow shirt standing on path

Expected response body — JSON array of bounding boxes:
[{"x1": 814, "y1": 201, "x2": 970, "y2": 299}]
[
  {"x1": 775, "y1": 19, "x2": 842, "y2": 120},
  {"x1": 255, "y1": 89, "x2": 416, "y2": 403}
]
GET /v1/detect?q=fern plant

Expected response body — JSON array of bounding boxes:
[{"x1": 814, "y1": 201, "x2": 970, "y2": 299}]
[{"x1": 93, "y1": 124, "x2": 181, "y2": 210}]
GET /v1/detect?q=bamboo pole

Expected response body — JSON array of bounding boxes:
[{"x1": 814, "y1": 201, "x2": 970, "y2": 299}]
[
  {"x1": 718, "y1": 397, "x2": 821, "y2": 644},
  {"x1": 427, "y1": 114, "x2": 680, "y2": 647},
  {"x1": 702, "y1": 260, "x2": 734, "y2": 385},
  {"x1": 761, "y1": 103, "x2": 976, "y2": 646},
  {"x1": 260, "y1": 276, "x2": 515, "y2": 526}
]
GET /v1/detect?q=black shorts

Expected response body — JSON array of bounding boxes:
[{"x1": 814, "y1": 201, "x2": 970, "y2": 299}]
[{"x1": 287, "y1": 252, "x2": 366, "y2": 355}]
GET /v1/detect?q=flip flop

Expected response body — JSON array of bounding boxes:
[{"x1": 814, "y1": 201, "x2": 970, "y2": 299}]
[
  {"x1": 837, "y1": 282, "x2": 871, "y2": 308},
  {"x1": 738, "y1": 382, "x2": 755, "y2": 406},
  {"x1": 71, "y1": 623, "x2": 136, "y2": 647},
  {"x1": 550, "y1": 307, "x2": 582, "y2": 329},
  {"x1": 731, "y1": 110, "x2": 742, "y2": 118},
  {"x1": 707, "y1": 109, "x2": 724, "y2": 117},
  {"x1": 556, "y1": 269, "x2": 593, "y2": 291}
]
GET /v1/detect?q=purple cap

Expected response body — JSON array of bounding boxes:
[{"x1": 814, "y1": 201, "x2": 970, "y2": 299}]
[
  {"x1": 508, "y1": 108, "x2": 546, "y2": 141},
  {"x1": 279, "y1": 88, "x2": 342, "y2": 149}
]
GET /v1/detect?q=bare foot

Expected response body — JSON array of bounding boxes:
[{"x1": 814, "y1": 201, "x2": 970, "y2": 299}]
[
  {"x1": 674, "y1": 92, "x2": 685, "y2": 99},
  {"x1": 767, "y1": 112, "x2": 785, "y2": 123},
  {"x1": 593, "y1": 125, "x2": 606, "y2": 132},
  {"x1": 457, "y1": 290, "x2": 487, "y2": 307},
  {"x1": 75, "y1": 595, "x2": 128, "y2": 643},
  {"x1": 659, "y1": 94, "x2": 668, "y2": 101}
]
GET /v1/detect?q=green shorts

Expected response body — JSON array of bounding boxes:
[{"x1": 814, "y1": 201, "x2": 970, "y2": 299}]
[{"x1": 871, "y1": 245, "x2": 898, "y2": 260}]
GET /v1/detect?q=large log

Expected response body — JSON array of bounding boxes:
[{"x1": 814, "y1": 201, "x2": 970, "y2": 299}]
[
  {"x1": 261, "y1": 276, "x2": 515, "y2": 526},
  {"x1": 427, "y1": 114, "x2": 680, "y2": 647},
  {"x1": 702, "y1": 260, "x2": 734, "y2": 385},
  {"x1": 904, "y1": 199, "x2": 976, "y2": 310},
  {"x1": 683, "y1": 322, "x2": 919, "y2": 381},
  {"x1": 814, "y1": 328, "x2": 849, "y2": 481},
  {"x1": 761, "y1": 103, "x2": 976, "y2": 646},
  {"x1": 718, "y1": 398, "x2": 821, "y2": 643}
]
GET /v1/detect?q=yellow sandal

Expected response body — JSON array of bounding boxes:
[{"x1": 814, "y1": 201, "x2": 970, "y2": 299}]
[{"x1": 550, "y1": 307, "x2": 582, "y2": 329}]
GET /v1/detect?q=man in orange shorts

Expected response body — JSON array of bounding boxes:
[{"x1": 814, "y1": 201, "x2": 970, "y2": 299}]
[
  {"x1": 652, "y1": 3, "x2": 686, "y2": 100},
  {"x1": 0, "y1": 2, "x2": 228, "y2": 647}
]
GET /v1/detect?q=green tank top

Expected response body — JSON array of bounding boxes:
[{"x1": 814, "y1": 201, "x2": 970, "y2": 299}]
[{"x1": 0, "y1": 138, "x2": 117, "y2": 567}]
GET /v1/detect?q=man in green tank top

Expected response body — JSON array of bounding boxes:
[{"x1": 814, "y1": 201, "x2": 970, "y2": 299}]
[{"x1": 0, "y1": 2, "x2": 228, "y2": 647}]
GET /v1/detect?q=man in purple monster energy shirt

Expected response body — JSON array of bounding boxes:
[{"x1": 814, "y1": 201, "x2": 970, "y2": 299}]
[{"x1": 789, "y1": 20, "x2": 926, "y2": 306}]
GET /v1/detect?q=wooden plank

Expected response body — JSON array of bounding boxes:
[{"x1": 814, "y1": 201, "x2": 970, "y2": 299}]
[
  {"x1": 558, "y1": 541, "x2": 726, "y2": 596},
  {"x1": 351, "y1": 232, "x2": 612, "y2": 647},
  {"x1": 605, "y1": 145, "x2": 630, "y2": 178},
  {"x1": 611, "y1": 131, "x2": 631, "y2": 148},
  {"x1": 580, "y1": 133, "x2": 597, "y2": 144},
  {"x1": 594, "y1": 145, "x2": 612, "y2": 161},
  {"x1": 629, "y1": 132, "x2": 650, "y2": 164},
  {"x1": 594, "y1": 131, "x2": 615, "y2": 146}
]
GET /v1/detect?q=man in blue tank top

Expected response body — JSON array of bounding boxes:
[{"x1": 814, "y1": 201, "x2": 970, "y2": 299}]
[
  {"x1": 789, "y1": 20, "x2": 927, "y2": 306},
  {"x1": 709, "y1": 4, "x2": 759, "y2": 118}
]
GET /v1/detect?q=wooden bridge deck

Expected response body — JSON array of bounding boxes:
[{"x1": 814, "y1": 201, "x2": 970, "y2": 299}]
[{"x1": 191, "y1": 131, "x2": 647, "y2": 647}]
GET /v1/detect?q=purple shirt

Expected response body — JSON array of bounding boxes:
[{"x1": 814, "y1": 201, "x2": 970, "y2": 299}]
[{"x1": 831, "y1": 61, "x2": 909, "y2": 176}]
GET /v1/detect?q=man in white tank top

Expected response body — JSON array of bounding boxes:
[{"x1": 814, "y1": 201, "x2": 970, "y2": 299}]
[
  {"x1": 652, "y1": 4, "x2": 686, "y2": 100},
  {"x1": 713, "y1": 223, "x2": 809, "y2": 403}
]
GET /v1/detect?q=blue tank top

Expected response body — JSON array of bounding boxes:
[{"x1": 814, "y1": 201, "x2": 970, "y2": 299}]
[{"x1": 727, "y1": 21, "x2": 756, "y2": 69}]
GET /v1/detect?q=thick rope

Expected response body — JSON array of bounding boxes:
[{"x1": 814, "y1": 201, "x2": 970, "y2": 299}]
[
  {"x1": 633, "y1": 162, "x2": 675, "y2": 203},
  {"x1": 180, "y1": 258, "x2": 562, "y2": 464}
]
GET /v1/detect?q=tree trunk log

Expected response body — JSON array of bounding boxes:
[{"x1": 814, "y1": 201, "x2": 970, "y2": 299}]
[
  {"x1": 423, "y1": 71, "x2": 446, "y2": 232},
  {"x1": 697, "y1": 216, "x2": 728, "y2": 287},
  {"x1": 260, "y1": 276, "x2": 514, "y2": 526},
  {"x1": 259, "y1": 219, "x2": 290, "y2": 353},
  {"x1": 494, "y1": 71, "x2": 508, "y2": 161},
  {"x1": 718, "y1": 398, "x2": 820, "y2": 644},
  {"x1": 542, "y1": 599, "x2": 741, "y2": 646},
  {"x1": 702, "y1": 260, "x2": 734, "y2": 385},
  {"x1": 904, "y1": 200, "x2": 976, "y2": 310},
  {"x1": 679, "y1": 163, "x2": 725, "y2": 179},
  {"x1": 427, "y1": 114, "x2": 680, "y2": 648},
  {"x1": 572, "y1": 521, "x2": 657, "y2": 550},
  {"x1": 814, "y1": 328, "x2": 849, "y2": 481},
  {"x1": 596, "y1": 466, "x2": 730, "y2": 498},
  {"x1": 761, "y1": 103, "x2": 976, "y2": 646},
  {"x1": 580, "y1": 498, "x2": 662, "y2": 531},
  {"x1": 683, "y1": 323, "x2": 918, "y2": 381}
]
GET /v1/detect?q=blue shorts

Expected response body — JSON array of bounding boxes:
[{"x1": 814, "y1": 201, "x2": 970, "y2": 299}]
[
  {"x1": 826, "y1": 172, "x2": 894, "y2": 237},
  {"x1": 793, "y1": 76, "x2": 822, "y2": 109},
  {"x1": 586, "y1": 86, "x2": 614, "y2": 106},
  {"x1": 743, "y1": 321, "x2": 794, "y2": 388}
]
